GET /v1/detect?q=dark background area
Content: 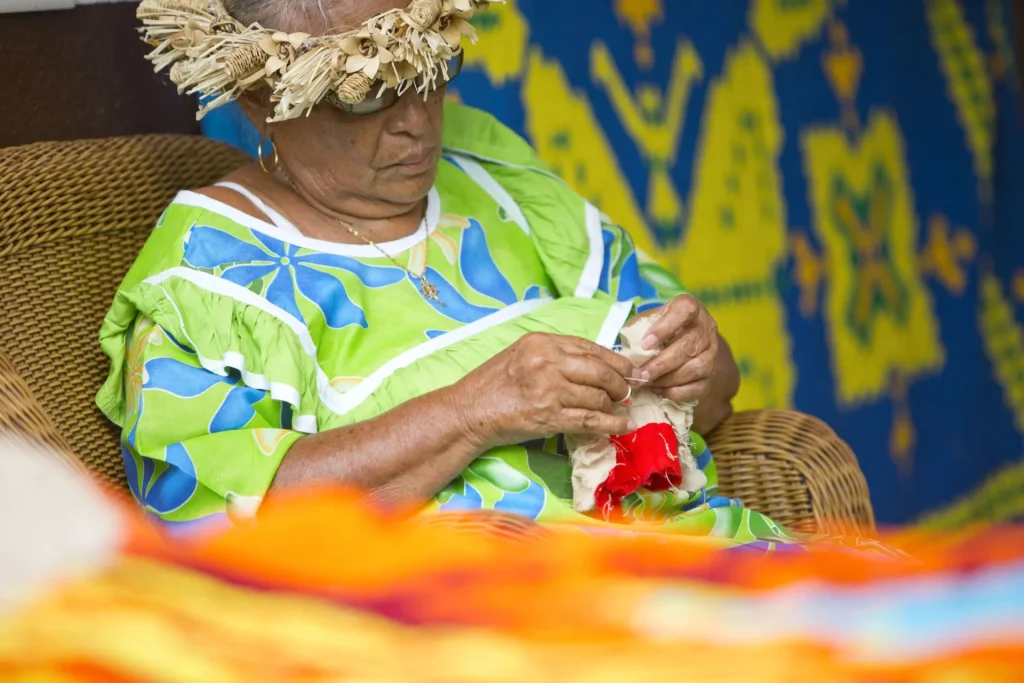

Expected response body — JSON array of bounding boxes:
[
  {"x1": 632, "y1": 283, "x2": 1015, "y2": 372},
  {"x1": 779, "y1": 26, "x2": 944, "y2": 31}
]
[{"x1": 0, "y1": 2, "x2": 198, "y2": 147}]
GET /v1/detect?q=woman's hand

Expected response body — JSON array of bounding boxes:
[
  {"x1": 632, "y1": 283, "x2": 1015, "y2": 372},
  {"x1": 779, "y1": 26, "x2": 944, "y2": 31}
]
[
  {"x1": 630, "y1": 295, "x2": 720, "y2": 404},
  {"x1": 451, "y1": 332, "x2": 638, "y2": 450}
]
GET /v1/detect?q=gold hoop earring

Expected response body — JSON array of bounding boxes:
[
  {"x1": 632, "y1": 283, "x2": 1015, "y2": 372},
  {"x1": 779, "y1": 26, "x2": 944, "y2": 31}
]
[{"x1": 257, "y1": 137, "x2": 279, "y2": 174}]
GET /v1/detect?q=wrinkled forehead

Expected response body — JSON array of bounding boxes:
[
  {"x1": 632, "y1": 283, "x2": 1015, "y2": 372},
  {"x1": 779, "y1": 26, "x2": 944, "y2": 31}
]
[
  {"x1": 323, "y1": 0, "x2": 409, "y2": 30},
  {"x1": 257, "y1": 0, "x2": 410, "y2": 34}
]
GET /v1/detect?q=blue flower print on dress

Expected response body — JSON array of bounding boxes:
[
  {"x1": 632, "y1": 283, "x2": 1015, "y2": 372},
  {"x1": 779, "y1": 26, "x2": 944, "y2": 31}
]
[
  {"x1": 144, "y1": 357, "x2": 266, "y2": 434},
  {"x1": 184, "y1": 226, "x2": 405, "y2": 329},
  {"x1": 458, "y1": 218, "x2": 518, "y2": 306},
  {"x1": 467, "y1": 457, "x2": 547, "y2": 520},
  {"x1": 493, "y1": 480, "x2": 546, "y2": 519},
  {"x1": 122, "y1": 356, "x2": 269, "y2": 516},
  {"x1": 598, "y1": 227, "x2": 617, "y2": 294},
  {"x1": 524, "y1": 285, "x2": 552, "y2": 301},
  {"x1": 122, "y1": 442, "x2": 197, "y2": 516},
  {"x1": 438, "y1": 476, "x2": 484, "y2": 511},
  {"x1": 417, "y1": 267, "x2": 501, "y2": 323},
  {"x1": 412, "y1": 217, "x2": 548, "y2": 324},
  {"x1": 598, "y1": 225, "x2": 665, "y2": 309}
]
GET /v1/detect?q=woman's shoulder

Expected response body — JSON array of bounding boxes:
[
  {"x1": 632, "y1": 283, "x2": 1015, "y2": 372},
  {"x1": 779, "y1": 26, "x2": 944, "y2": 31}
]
[
  {"x1": 186, "y1": 165, "x2": 273, "y2": 223},
  {"x1": 116, "y1": 166, "x2": 271, "y2": 286}
]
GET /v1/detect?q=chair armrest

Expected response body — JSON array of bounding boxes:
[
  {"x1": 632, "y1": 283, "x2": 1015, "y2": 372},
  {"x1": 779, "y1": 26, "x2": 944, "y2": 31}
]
[
  {"x1": 706, "y1": 409, "x2": 876, "y2": 536},
  {"x1": 0, "y1": 347, "x2": 89, "y2": 479}
]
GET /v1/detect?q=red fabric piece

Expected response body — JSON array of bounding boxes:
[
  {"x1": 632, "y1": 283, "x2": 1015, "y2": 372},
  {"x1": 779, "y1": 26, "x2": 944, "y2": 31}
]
[{"x1": 594, "y1": 423, "x2": 682, "y2": 514}]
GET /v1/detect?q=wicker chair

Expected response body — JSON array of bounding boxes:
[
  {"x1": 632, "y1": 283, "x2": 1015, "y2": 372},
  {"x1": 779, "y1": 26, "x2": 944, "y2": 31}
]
[{"x1": 0, "y1": 135, "x2": 876, "y2": 536}]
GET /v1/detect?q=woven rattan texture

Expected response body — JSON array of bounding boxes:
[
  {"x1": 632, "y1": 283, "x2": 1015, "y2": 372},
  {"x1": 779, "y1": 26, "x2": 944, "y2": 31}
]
[
  {"x1": 708, "y1": 409, "x2": 876, "y2": 536},
  {"x1": 0, "y1": 135, "x2": 248, "y2": 488},
  {"x1": 0, "y1": 347, "x2": 88, "y2": 475}
]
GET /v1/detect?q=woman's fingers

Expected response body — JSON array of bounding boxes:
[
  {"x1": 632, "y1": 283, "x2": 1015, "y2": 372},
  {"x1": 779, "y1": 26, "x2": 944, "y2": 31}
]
[
  {"x1": 642, "y1": 329, "x2": 716, "y2": 382},
  {"x1": 558, "y1": 335, "x2": 638, "y2": 379},
  {"x1": 655, "y1": 380, "x2": 711, "y2": 405},
  {"x1": 559, "y1": 355, "x2": 631, "y2": 402},
  {"x1": 651, "y1": 344, "x2": 717, "y2": 389},
  {"x1": 639, "y1": 295, "x2": 701, "y2": 350},
  {"x1": 559, "y1": 409, "x2": 635, "y2": 436},
  {"x1": 561, "y1": 383, "x2": 618, "y2": 413}
]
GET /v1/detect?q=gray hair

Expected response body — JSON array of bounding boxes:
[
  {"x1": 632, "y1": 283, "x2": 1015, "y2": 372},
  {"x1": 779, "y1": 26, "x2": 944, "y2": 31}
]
[{"x1": 221, "y1": 0, "x2": 331, "y2": 32}]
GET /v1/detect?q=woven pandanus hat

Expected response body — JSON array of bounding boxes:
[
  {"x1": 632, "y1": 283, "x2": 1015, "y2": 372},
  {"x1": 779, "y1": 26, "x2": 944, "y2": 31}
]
[{"x1": 136, "y1": 0, "x2": 502, "y2": 122}]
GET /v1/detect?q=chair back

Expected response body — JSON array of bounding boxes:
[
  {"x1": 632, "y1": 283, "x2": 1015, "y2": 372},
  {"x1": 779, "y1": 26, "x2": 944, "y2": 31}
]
[{"x1": 0, "y1": 135, "x2": 248, "y2": 487}]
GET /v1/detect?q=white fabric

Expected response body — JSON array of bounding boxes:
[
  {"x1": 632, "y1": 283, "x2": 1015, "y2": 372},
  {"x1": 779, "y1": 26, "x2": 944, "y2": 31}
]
[
  {"x1": 568, "y1": 316, "x2": 705, "y2": 513},
  {"x1": 215, "y1": 182, "x2": 303, "y2": 235},
  {"x1": 0, "y1": 438, "x2": 122, "y2": 616}
]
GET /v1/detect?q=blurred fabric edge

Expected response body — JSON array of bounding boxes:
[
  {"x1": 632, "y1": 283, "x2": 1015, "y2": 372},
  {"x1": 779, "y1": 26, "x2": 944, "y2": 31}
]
[
  {"x1": 0, "y1": 436, "x2": 124, "y2": 618},
  {"x1": 1, "y1": 433, "x2": 1022, "y2": 681}
]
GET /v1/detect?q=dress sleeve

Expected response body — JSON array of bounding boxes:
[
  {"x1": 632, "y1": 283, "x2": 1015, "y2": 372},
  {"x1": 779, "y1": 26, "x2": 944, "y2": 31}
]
[
  {"x1": 597, "y1": 218, "x2": 687, "y2": 312},
  {"x1": 120, "y1": 314, "x2": 302, "y2": 532}
]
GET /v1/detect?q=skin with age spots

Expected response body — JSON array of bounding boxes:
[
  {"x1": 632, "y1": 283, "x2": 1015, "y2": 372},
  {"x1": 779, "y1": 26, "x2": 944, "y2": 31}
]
[{"x1": 193, "y1": 0, "x2": 739, "y2": 510}]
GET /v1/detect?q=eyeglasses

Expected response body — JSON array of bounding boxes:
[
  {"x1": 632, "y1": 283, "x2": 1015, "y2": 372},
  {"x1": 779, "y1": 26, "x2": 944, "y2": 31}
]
[{"x1": 327, "y1": 51, "x2": 465, "y2": 117}]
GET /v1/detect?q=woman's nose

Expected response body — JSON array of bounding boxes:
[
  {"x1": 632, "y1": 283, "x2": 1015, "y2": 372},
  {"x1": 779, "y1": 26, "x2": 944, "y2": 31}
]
[{"x1": 386, "y1": 90, "x2": 432, "y2": 136}]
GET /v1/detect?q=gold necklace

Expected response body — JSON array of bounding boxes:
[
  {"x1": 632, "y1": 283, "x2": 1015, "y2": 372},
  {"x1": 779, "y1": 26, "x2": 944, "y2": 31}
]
[{"x1": 281, "y1": 173, "x2": 443, "y2": 306}]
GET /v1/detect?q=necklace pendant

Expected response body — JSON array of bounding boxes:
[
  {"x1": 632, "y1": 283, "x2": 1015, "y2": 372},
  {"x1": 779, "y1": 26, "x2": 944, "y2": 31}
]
[{"x1": 420, "y1": 280, "x2": 444, "y2": 306}]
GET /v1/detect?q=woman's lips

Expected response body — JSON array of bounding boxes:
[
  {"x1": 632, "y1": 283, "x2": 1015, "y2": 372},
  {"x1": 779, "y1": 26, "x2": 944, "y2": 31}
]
[{"x1": 389, "y1": 149, "x2": 436, "y2": 174}]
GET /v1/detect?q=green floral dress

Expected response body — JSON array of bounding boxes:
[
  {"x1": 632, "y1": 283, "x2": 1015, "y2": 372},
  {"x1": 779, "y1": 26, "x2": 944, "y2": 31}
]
[{"x1": 96, "y1": 103, "x2": 799, "y2": 548}]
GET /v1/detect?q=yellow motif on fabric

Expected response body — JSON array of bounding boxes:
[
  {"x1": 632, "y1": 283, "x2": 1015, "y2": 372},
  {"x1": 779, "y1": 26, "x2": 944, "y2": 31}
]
[
  {"x1": 801, "y1": 111, "x2": 945, "y2": 406},
  {"x1": 985, "y1": 0, "x2": 1017, "y2": 87},
  {"x1": 821, "y1": 20, "x2": 864, "y2": 132},
  {"x1": 253, "y1": 429, "x2": 293, "y2": 456},
  {"x1": 791, "y1": 231, "x2": 825, "y2": 318},
  {"x1": 1014, "y1": 270, "x2": 1024, "y2": 305},
  {"x1": 521, "y1": 48, "x2": 656, "y2": 257},
  {"x1": 329, "y1": 376, "x2": 364, "y2": 393},
  {"x1": 917, "y1": 457, "x2": 1024, "y2": 529},
  {"x1": 464, "y1": 0, "x2": 529, "y2": 84},
  {"x1": 681, "y1": 41, "x2": 794, "y2": 411},
  {"x1": 749, "y1": 0, "x2": 832, "y2": 62},
  {"x1": 591, "y1": 39, "x2": 703, "y2": 252},
  {"x1": 888, "y1": 373, "x2": 917, "y2": 477},
  {"x1": 408, "y1": 216, "x2": 463, "y2": 273},
  {"x1": 124, "y1": 316, "x2": 163, "y2": 423},
  {"x1": 613, "y1": 0, "x2": 664, "y2": 69},
  {"x1": 979, "y1": 270, "x2": 1024, "y2": 436},
  {"x1": 925, "y1": 0, "x2": 996, "y2": 203},
  {"x1": 919, "y1": 214, "x2": 977, "y2": 296}
]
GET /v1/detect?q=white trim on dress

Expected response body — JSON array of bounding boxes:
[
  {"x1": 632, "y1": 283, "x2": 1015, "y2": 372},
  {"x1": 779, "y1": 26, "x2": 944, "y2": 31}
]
[
  {"x1": 446, "y1": 154, "x2": 531, "y2": 235},
  {"x1": 595, "y1": 301, "x2": 634, "y2": 349},
  {"x1": 214, "y1": 182, "x2": 303, "y2": 236},
  {"x1": 172, "y1": 187, "x2": 441, "y2": 258},
  {"x1": 332, "y1": 298, "x2": 550, "y2": 415},
  {"x1": 576, "y1": 201, "x2": 605, "y2": 299}
]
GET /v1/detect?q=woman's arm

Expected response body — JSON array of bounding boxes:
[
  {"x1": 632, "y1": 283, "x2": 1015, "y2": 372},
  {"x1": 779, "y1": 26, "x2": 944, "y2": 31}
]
[
  {"x1": 272, "y1": 332, "x2": 638, "y2": 509},
  {"x1": 269, "y1": 385, "x2": 480, "y2": 509}
]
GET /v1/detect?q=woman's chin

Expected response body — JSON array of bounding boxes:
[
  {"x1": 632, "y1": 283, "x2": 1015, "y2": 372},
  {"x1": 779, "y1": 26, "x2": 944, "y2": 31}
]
[{"x1": 378, "y1": 164, "x2": 439, "y2": 199}]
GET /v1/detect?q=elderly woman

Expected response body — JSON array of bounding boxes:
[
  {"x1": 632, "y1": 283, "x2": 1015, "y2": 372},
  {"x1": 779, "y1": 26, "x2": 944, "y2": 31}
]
[{"x1": 96, "y1": 0, "x2": 797, "y2": 546}]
